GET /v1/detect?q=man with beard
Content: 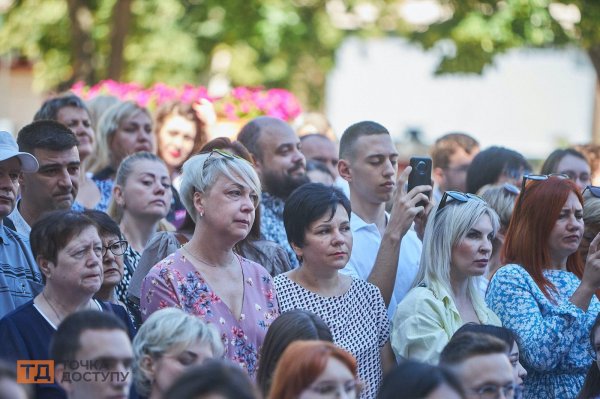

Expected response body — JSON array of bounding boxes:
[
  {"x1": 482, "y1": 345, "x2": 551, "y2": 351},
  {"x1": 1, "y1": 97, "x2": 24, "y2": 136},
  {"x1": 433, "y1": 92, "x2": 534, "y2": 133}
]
[
  {"x1": 8, "y1": 121, "x2": 80, "y2": 236},
  {"x1": 338, "y1": 121, "x2": 430, "y2": 317},
  {"x1": 238, "y1": 117, "x2": 309, "y2": 267}
]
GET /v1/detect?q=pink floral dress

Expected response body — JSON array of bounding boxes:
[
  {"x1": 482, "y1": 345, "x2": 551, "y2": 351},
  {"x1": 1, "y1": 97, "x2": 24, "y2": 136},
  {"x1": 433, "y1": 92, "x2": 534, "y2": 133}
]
[{"x1": 140, "y1": 250, "x2": 279, "y2": 377}]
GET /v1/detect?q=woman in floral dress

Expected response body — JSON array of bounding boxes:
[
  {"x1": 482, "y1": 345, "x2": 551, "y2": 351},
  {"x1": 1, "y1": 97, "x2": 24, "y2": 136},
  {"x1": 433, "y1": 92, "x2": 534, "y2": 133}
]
[
  {"x1": 486, "y1": 175, "x2": 600, "y2": 399},
  {"x1": 141, "y1": 150, "x2": 278, "y2": 378}
]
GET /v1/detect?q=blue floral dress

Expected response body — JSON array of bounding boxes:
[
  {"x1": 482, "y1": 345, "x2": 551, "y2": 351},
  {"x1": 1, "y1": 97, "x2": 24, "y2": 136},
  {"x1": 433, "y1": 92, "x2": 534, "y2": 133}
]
[
  {"x1": 486, "y1": 264, "x2": 600, "y2": 399},
  {"x1": 72, "y1": 177, "x2": 113, "y2": 212},
  {"x1": 140, "y1": 250, "x2": 279, "y2": 377}
]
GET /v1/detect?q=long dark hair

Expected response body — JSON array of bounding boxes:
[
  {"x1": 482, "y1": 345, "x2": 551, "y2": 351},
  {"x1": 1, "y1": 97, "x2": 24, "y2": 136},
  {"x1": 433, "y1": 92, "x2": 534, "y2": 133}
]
[
  {"x1": 257, "y1": 309, "x2": 333, "y2": 397},
  {"x1": 577, "y1": 313, "x2": 600, "y2": 399}
]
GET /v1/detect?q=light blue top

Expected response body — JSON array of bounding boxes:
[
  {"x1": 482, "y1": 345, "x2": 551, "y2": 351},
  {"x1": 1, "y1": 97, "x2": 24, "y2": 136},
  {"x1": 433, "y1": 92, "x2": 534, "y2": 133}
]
[
  {"x1": 0, "y1": 223, "x2": 43, "y2": 319},
  {"x1": 486, "y1": 264, "x2": 600, "y2": 399}
]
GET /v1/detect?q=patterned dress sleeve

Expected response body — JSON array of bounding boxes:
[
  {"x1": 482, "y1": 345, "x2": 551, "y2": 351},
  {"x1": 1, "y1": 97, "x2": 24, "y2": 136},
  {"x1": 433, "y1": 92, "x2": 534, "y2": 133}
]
[
  {"x1": 486, "y1": 266, "x2": 587, "y2": 371},
  {"x1": 140, "y1": 260, "x2": 182, "y2": 322}
]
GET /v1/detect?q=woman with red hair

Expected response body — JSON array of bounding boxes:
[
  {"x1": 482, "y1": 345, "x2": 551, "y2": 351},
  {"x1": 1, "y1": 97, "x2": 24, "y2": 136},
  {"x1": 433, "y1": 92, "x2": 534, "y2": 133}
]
[
  {"x1": 486, "y1": 175, "x2": 600, "y2": 399},
  {"x1": 269, "y1": 340, "x2": 360, "y2": 399}
]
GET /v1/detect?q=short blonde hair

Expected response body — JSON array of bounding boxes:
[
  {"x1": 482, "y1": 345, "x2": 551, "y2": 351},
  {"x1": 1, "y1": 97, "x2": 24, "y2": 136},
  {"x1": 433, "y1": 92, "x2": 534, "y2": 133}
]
[
  {"x1": 89, "y1": 101, "x2": 152, "y2": 174},
  {"x1": 132, "y1": 308, "x2": 224, "y2": 397},
  {"x1": 179, "y1": 151, "x2": 261, "y2": 221},
  {"x1": 477, "y1": 184, "x2": 518, "y2": 229}
]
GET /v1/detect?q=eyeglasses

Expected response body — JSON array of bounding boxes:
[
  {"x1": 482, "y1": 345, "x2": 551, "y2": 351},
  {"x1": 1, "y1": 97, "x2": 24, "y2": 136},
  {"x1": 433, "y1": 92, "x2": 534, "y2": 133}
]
[
  {"x1": 306, "y1": 379, "x2": 361, "y2": 398},
  {"x1": 200, "y1": 149, "x2": 247, "y2": 175},
  {"x1": 502, "y1": 183, "x2": 520, "y2": 196},
  {"x1": 102, "y1": 240, "x2": 128, "y2": 257},
  {"x1": 583, "y1": 185, "x2": 600, "y2": 198},
  {"x1": 469, "y1": 382, "x2": 516, "y2": 399},
  {"x1": 437, "y1": 191, "x2": 484, "y2": 213}
]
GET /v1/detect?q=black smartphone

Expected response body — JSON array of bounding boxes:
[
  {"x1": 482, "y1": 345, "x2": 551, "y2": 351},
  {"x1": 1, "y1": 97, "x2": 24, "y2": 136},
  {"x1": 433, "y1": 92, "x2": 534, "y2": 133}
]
[{"x1": 407, "y1": 156, "x2": 432, "y2": 207}]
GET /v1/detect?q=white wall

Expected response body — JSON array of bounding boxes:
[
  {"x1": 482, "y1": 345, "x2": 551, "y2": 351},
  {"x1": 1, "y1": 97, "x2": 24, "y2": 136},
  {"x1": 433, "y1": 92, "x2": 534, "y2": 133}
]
[{"x1": 326, "y1": 37, "x2": 596, "y2": 159}]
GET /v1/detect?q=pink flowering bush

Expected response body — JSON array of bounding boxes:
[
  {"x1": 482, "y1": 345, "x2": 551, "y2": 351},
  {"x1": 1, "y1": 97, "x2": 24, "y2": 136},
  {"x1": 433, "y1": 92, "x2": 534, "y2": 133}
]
[{"x1": 71, "y1": 80, "x2": 302, "y2": 122}]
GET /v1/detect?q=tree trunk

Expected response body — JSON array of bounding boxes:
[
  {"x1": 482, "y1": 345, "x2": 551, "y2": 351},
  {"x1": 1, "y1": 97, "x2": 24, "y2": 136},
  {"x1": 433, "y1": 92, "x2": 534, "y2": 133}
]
[
  {"x1": 65, "y1": 0, "x2": 95, "y2": 85},
  {"x1": 107, "y1": 0, "x2": 133, "y2": 81}
]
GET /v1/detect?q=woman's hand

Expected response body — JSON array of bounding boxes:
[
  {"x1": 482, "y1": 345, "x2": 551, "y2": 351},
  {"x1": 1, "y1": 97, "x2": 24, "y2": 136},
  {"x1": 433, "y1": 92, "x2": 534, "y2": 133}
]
[
  {"x1": 581, "y1": 232, "x2": 600, "y2": 291},
  {"x1": 571, "y1": 232, "x2": 600, "y2": 311}
]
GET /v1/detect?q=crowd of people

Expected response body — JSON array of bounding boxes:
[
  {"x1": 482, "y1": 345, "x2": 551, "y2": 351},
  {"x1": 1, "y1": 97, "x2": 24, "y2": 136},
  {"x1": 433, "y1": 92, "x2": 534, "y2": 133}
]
[{"x1": 0, "y1": 91, "x2": 600, "y2": 399}]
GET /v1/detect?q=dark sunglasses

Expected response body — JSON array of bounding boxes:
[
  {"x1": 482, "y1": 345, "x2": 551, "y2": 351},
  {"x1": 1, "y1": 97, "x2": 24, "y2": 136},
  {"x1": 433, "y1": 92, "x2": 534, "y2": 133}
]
[
  {"x1": 583, "y1": 185, "x2": 600, "y2": 198},
  {"x1": 437, "y1": 191, "x2": 484, "y2": 213}
]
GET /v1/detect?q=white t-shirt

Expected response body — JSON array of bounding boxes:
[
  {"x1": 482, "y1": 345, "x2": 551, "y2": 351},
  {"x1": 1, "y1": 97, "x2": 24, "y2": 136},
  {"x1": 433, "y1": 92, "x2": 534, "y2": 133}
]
[{"x1": 341, "y1": 211, "x2": 422, "y2": 319}]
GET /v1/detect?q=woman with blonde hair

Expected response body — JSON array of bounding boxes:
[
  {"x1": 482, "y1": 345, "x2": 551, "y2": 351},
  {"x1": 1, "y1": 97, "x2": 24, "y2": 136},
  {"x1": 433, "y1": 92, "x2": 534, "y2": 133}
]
[
  {"x1": 141, "y1": 150, "x2": 278, "y2": 377},
  {"x1": 133, "y1": 308, "x2": 223, "y2": 399},
  {"x1": 269, "y1": 340, "x2": 361, "y2": 399},
  {"x1": 392, "y1": 191, "x2": 501, "y2": 364},
  {"x1": 90, "y1": 101, "x2": 155, "y2": 182},
  {"x1": 108, "y1": 152, "x2": 172, "y2": 315},
  {"x1": 477, "y1": 183, "x2": 520, "y2": 292}
]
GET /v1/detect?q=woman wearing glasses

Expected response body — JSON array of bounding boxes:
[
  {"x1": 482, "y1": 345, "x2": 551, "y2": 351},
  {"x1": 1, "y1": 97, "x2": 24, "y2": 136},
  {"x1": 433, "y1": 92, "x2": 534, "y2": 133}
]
[
  {"x1": 269, "y1": 340, "x2": 361, "y2": 399},
  {"x1": 391, "y1": 191, "x2": 501, "y2": 364},
  {"x1": 140, "y1": 150, "x2": 278, "y2": 378},
  {"x1": 486, "y1": 175, "x2": 600, "y2": 399},
  {"x1": 85, "y1": 210, "x2": 129, "y2": 308},
  {"x1": 0, "y1": 210, "x2": 135, "y2": 399}
]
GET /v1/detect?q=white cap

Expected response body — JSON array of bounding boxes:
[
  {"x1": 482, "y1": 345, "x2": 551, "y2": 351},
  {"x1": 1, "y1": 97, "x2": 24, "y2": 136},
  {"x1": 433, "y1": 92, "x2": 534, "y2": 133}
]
[{"x1": 0, "y1": 131, "x2": 38, "y2": 172}]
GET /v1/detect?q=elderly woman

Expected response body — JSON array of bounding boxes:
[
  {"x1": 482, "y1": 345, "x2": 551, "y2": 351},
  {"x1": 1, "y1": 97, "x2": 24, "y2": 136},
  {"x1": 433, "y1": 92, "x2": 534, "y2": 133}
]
[
  {"x1": 141, "y1": 150, "x2": 279, "y2": 377},
  {"x1": 392, "y1": 191, "x2": 501, "y2": 365},
  {"x1": 274, "y1": 183, "x2": 393, "y2": 399},
  {"x1": 133, "y1": 308, "x2": 223, "y2": 399},
  {"x1": 127, "y1": 138, "x2": 291, "y2": 314},
  {"x1": 108, "y1": 152, "x2": 172, "y2": 314},
  {"x1": 486, "y1": 176, "x2": 600, "y2": 398},
  {"x1": 85, "y1": 210, "x2": 128, "y2": 306},
  {"x1": 89, "y1": 100, "x2": 155, "y2": 182},
  {"x1": 0, "y1": 210, "x2": 134, "y2": 399}
]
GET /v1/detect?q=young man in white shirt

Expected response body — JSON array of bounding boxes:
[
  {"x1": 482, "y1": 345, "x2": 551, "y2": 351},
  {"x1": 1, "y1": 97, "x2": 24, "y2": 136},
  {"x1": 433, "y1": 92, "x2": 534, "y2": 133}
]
[{"x1": 338, "y1": 121, "x2": 431, "y2": 317}]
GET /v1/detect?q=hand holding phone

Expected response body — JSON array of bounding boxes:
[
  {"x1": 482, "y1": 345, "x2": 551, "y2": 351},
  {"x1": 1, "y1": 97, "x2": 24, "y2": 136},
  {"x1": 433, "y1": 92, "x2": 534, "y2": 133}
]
[{"x1": 407, "y1": 156, "x2": 432, "y2": 207}]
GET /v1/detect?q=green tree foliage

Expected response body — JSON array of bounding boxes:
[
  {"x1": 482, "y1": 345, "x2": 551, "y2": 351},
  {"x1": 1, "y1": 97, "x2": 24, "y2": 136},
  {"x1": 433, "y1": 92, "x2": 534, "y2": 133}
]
[
  {"x1": 399, "y1": 0, "x2": 600, "y2": 79},
  {"x1": 0, "y1": 0, "x2": 381, "y2": 108}
]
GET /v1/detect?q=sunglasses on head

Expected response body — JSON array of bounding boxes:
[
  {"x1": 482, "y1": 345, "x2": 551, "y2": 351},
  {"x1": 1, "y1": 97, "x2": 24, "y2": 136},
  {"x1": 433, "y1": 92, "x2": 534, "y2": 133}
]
[
  {"x1": 200, "y1": 149, "x2": 246, "y2": 174},
  {"x1": 502, "y1": 183, "x2": 520, "y2": 196},
  {"x1": 516, "y1": 173, "x2": 569, "y2": 209},
  {"x1": 437, "y1": 191, "x2": 484, "y2": 213}
]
